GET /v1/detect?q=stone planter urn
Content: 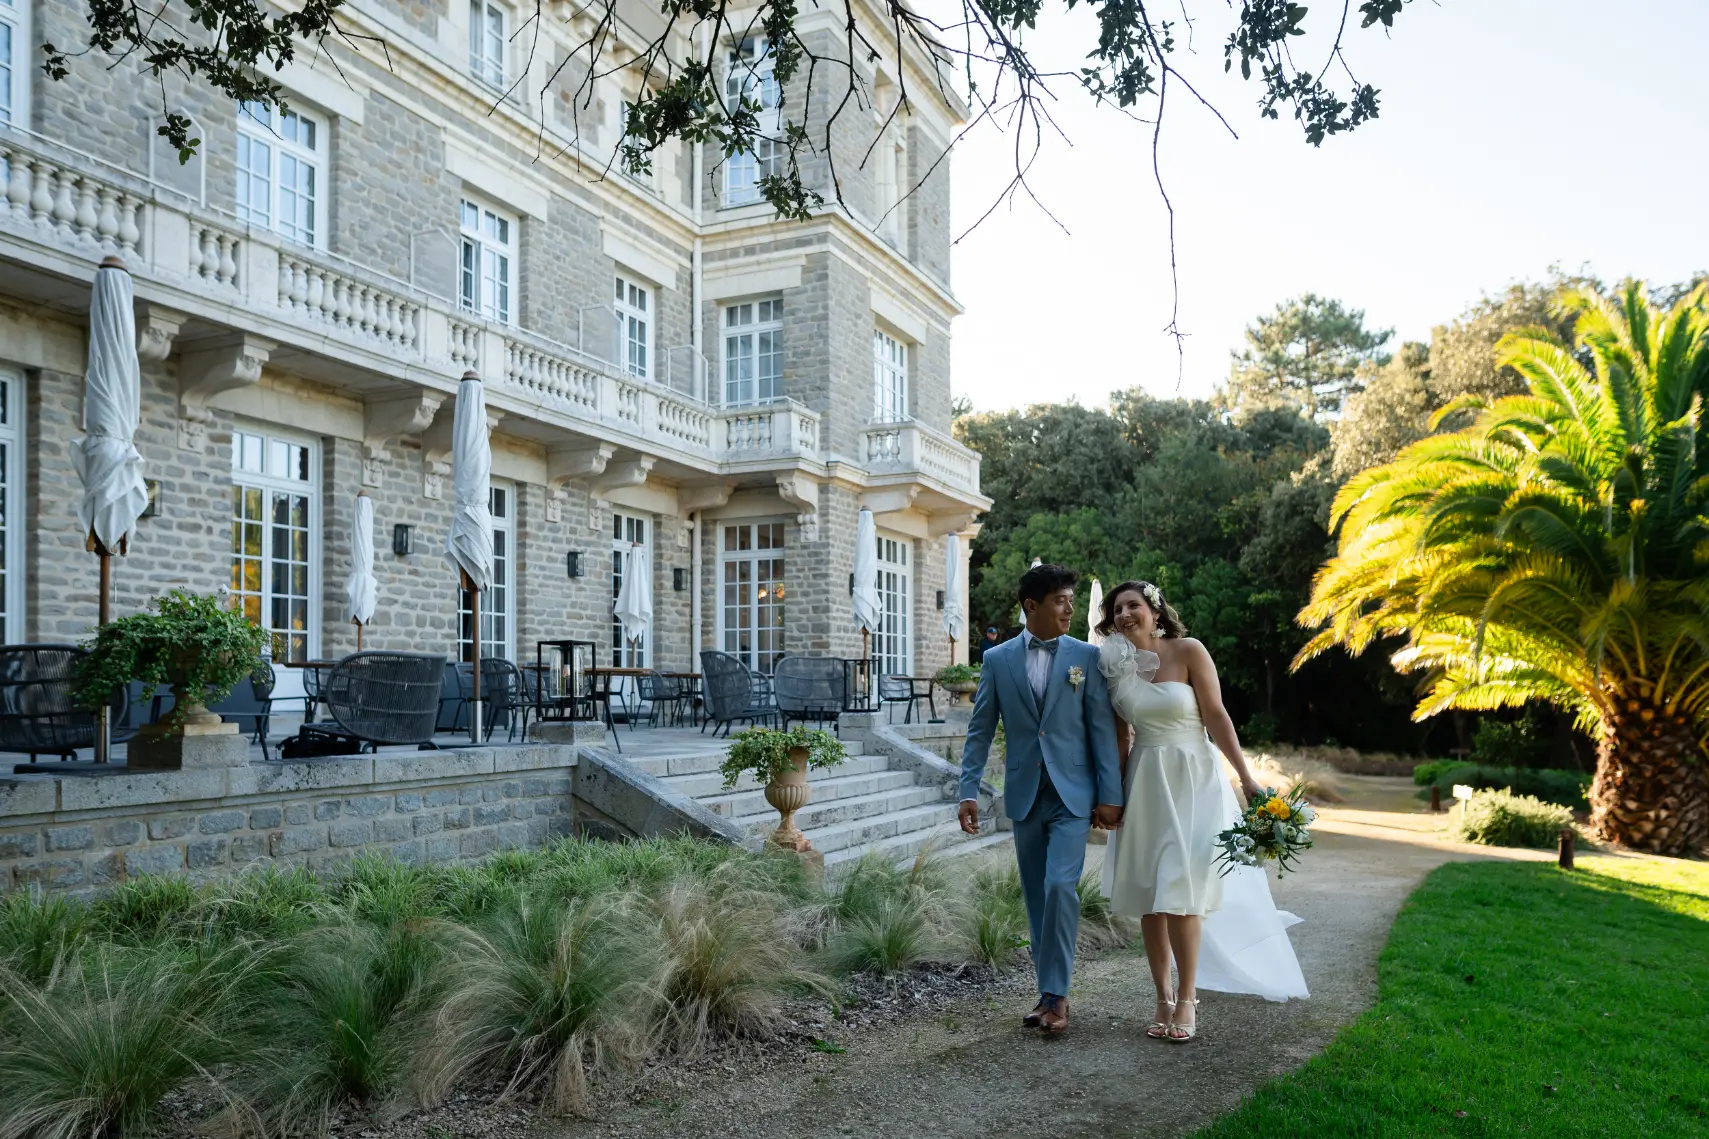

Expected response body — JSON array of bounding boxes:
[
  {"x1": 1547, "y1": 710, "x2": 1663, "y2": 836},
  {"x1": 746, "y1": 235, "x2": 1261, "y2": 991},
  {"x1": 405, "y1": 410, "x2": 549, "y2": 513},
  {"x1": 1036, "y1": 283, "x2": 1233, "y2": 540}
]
[
  {"x1": 763, "y1": 746, "x2": 813, "y2": 852},
  {"x1": 128, "y1": 655, "x2": 248, "y2": 771},
  {"x1": 942, "y1": 681, "x2": 978, "y2": 708}
]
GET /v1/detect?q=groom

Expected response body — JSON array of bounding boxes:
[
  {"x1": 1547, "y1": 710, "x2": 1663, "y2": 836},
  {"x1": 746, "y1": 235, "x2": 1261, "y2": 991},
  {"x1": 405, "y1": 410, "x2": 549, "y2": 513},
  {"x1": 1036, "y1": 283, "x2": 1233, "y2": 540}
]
[{"x1": 958, "y1": 563, "x2": 1123, "y2": 1035}]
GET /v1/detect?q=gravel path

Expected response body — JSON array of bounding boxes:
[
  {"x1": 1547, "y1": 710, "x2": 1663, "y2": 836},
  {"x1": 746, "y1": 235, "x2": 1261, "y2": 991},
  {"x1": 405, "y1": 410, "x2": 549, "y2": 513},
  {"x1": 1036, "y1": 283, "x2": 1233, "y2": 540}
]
[{"x1": 505, "y1": 779, "x2": 1547, "y2": 1139}]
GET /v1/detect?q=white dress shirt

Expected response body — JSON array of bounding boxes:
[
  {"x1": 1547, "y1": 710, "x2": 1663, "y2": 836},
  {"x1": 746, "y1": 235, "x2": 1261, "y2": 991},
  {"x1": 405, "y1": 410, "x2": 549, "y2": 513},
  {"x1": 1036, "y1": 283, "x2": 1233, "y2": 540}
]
[{"x1": 1023, "y1": 629, "x2": 1057, "y2": 705}]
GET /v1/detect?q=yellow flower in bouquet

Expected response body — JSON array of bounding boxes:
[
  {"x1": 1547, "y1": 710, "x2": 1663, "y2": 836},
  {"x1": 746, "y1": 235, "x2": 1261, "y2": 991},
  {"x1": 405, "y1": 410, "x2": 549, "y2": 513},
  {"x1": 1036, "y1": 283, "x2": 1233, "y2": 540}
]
[{"x1": 1261, "y1": 796, "x2": 1292, "y2": 820}]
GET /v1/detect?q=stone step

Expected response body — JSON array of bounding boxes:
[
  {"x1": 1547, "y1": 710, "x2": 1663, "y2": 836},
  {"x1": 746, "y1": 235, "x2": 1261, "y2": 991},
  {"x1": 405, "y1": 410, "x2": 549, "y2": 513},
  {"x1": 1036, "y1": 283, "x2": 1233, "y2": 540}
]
[
  {"x1": 661, "y1": 754, "x2": 893, "y2": 799},
  {"x1": 804, "y1": 801, "x2": 961, "y2": 855},
  {"x1": 626, "y1": 738, "x2": 866, "y2": 780},
  {"x1": 700, "y1": 768, "x2": 918, "y2": 819},
  {"x1": 740, "y1": 783, "x2": 943, "y2": 836},
  {"x1": 823, "y1": 820, "x2": 1007, "y2": 873}
]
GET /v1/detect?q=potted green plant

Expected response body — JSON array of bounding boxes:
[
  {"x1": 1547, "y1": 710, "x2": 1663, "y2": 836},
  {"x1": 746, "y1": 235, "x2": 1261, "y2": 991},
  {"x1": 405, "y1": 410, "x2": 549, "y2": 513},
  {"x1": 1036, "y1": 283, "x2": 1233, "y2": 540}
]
[
  {"x1": 75, "y1": 590, "x2": 268, "y2": 770},
  {"x1": 720, "y1": 726, "x2": 847, "y2": 852},
  {"x1": 936, "y1": 663, "x2": 981, "y2": 706}
]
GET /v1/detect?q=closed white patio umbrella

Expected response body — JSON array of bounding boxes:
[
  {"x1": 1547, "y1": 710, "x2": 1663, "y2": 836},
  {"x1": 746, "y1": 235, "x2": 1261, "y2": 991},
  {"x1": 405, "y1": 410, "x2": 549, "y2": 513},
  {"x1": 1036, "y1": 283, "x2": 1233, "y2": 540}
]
[
  {"x1": 852, "y1": 508, "x2": 881, "y2": 705},
  {"x1": 346, "y1": 490, "x2": 378, "y2": 650},
  {"x1": 941, "y1": 533, "x2": 965, "y2": 654},
  {"x1": 614, "y1": 540, "x2": 652, "y2": 650},
  {"x1": 1086, "y1": 578, "x2": 1105, "y2": 647},
  {"x1": 74, "y1": 255, "x2": 148, "y2": 763},
  {"x1": 445, "y1": 371, "x2": 493, "y2": 743}
]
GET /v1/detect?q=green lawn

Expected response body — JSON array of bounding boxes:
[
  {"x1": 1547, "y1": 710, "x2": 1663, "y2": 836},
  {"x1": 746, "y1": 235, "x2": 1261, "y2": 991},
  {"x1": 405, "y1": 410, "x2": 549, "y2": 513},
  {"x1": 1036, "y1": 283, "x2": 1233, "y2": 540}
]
[{"x1": 1197, "y1": 857, "x2": 1709, "y2": 1138}]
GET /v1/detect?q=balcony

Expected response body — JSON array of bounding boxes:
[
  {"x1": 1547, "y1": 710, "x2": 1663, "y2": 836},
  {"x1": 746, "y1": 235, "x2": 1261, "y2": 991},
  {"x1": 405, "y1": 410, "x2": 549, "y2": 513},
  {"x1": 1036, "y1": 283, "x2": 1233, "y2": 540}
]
[{"x1": 0, "y1": 127, "x2": 981, "y2": 505}]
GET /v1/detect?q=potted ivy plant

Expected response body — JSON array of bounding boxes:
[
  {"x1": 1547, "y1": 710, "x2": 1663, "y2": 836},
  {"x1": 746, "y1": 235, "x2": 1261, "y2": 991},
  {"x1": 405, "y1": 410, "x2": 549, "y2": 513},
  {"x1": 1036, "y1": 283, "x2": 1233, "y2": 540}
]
[
  {"x1": 75, "y1": 590, "x2": 268, "y2": 770},
  {"x1": 936, "y1": 663, "x2": 981, "y2": 706},
  {"x1": 720, "y1": 726, "x2": 847, "y2": 852}
]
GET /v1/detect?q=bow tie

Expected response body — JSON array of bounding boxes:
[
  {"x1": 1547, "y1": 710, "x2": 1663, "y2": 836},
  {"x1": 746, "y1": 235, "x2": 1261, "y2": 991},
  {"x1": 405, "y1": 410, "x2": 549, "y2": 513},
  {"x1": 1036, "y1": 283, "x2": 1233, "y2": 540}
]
[{"x1": 1028, "y1": 636, "x2": 1059, "y2": 654}]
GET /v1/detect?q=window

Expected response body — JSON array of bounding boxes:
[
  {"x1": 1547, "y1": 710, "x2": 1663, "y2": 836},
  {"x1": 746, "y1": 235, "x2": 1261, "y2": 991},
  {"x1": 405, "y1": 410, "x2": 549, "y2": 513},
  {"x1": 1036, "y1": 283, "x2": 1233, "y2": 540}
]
[
  {"x1": 873, "y1": 533, "x2": 911, "y2": 677},
  {"x1": 873, "y1": 328, "x2": 908, "y2": 421},
  {"x1": 236, "y1": 101, "x2": 324, "y2": 245},
  {"x1": 0, "y1": 0, "x2": 27, "y2": 127},
  {"x1": 722, "y1": 299, "x2": 783, "y2": 406},
  {"x1": 459, "y1": 197, "x2": 515, "y2": 324},
  {"x1": 469, "y1": 0, "x2": 507, "y2": 89},
  {"x1": 0, "y1": 370, "x2": 23, "y2": 641},
  {"x1": 611, "y1": 512, "x2": 649, "y2": 670},
  {"x1": 720, "y1": 521, "x2": 786, "y2": 674},
  {"x1": 230, "y1": 430, "x2": 317, "y2": 666},
  {"x1": 458, "y1": 483, "x2": 513, "y2": 662},
  {"x1": 876, "y1": 136, "x2": 906, "y2": 248},
  {"x1": 723, "y1": 39, "x2": 782, "y2": 206},
  {"x1": 614, "y1": 275, "x2": 650, "y2": 380}
]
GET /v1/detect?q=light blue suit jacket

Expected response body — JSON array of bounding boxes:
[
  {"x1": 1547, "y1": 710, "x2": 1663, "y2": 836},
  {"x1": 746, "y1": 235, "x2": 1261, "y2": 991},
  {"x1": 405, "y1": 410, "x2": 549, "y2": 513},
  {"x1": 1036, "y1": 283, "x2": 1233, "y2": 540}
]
[{"x1": 959, "y1": 634, "x2": 1123, "y2": 821}]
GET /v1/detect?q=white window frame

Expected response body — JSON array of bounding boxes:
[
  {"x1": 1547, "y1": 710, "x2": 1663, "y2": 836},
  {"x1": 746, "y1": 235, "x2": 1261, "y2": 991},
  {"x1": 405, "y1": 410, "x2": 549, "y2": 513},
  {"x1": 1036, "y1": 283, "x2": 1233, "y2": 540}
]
[
  {"x1": 723, "y1": 38, "x2": 782, "y2": 206},
  {"x1": 611, "y1": 511, "x2": 651, "y2": 672},
  {"x1": 469, "y1": 0, "x2": 508, "y2": 90},
  {"x1": 236, "y1": 101, "x2": 326, "y2": 248},
  {"x1": 873, "y1": 531, "x2": 911, "y2": 677},
  {"x1": 873, "y1": 327, "x2": 908, "y2": 422},
  {"x1": 718, "y1": 519, "x2": 787, "y2": 675},
  {"x1": 459, "y1": 196, "x2": 516, "y2": 325},
  {"x1": 614, "y1": 274, "x2": 652, "y2": 380},
  {"x1": 229, "y1": 427, "x2": 320, "y2": 704},
  {"x1": 721, "y1": 298, "x2": 784, "y2": 407},
  {"x1": 0, "y1": 368, "x2": 26, "y2": 642},
  {"x1": 0, "y1": 0, "x2": 31, "y2": 129},
  {"x1": 459, "y1": 481, "x2": 514, "y2": 662}
]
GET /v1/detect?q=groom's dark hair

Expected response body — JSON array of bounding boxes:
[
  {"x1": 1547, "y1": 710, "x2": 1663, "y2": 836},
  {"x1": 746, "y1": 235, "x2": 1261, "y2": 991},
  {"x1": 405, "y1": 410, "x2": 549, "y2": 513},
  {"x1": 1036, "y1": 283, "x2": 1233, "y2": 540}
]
[{"x1": 1018, "y1": 564, "x2": 1078, "y2": 611}]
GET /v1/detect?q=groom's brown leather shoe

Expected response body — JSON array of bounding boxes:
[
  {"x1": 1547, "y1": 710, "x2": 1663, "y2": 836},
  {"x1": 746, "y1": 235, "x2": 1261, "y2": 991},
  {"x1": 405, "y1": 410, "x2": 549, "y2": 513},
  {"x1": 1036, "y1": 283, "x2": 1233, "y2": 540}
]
[
  {"x1": 1039, "y1": 996, "x2": 1070, "y2": 1035},
  {"x1": 1022, "y1": 999, "x2": 1050, "y2": 1028}
]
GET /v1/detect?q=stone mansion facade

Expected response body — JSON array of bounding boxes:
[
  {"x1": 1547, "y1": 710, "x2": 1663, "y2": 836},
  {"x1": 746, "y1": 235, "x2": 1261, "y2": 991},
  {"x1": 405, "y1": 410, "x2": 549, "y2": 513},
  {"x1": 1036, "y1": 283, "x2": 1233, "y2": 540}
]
[{"x1": 0, "y1": 0, "x2": 987, "y2": 703}]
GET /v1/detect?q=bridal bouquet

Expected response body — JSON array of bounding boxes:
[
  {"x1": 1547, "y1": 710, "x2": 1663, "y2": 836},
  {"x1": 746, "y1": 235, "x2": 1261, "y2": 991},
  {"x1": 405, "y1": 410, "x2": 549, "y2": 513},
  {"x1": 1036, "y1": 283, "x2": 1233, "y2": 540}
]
[{"x1": 1215, "y1": 786, "x2": 1316, "y2": 877}]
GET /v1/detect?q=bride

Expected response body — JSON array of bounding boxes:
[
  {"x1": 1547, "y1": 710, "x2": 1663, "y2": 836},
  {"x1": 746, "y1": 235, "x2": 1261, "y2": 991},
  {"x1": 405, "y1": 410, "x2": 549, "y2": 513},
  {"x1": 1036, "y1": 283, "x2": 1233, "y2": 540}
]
[{"x1": 1096, "y1": 580, "x2": 1308, "y2": 1041}]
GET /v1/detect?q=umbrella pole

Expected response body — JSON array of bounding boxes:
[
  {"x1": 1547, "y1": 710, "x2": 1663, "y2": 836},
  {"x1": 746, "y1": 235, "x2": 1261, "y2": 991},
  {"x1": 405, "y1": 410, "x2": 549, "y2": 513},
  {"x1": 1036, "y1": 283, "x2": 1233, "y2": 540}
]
[
  {"x1": 464, "y1": 571, "x2": 482, "y2": 744},
  {"x1": 354, "y1": 620, "x2": 364, "y2": 652},
  {"x1": 861, "y1": 627, "x2": 871, "y2": 710},
  {"x1": 94, "y1": 546, "x2": 112, "y2": 764}
]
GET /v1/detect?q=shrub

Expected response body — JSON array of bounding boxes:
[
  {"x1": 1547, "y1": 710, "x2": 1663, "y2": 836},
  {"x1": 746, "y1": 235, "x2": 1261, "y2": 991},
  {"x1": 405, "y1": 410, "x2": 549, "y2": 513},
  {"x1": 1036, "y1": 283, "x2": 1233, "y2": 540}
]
[
  {"x1": 422, "y1": 892, "x2": 648, "y2": 1115},
  {"x1": 1415, "y1": 764, "x2": 1591, "y2": 811},
  {"x1": 1451, "y1": 789, "x2": 1579, "y2": 849},
  {"x1": 1412, "y1": 758, "x2": 1467, "y2": 785},
  {"x1": 73, "y1": 588, "x2": 267, "y2": 719},
  {"x1": 935, "y1": 663, "x2": 980, "y2": 686},
  {"x1": 0, "y1": 942, "x2": 267, "y2": 1139},
  {"x1": 1469, "y1": 712, "x2": 1552, "y2": 768},
  {"x1": 0, "y1": 890, "x2": 88, "y2": 984}
]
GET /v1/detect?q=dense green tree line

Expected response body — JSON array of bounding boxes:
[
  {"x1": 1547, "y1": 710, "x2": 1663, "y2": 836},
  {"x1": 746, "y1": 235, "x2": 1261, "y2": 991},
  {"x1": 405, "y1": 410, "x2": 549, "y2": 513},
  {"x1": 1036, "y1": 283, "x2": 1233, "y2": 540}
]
[{"x1": 953, "y1": 270, "x2": 1699, "y2": 757}]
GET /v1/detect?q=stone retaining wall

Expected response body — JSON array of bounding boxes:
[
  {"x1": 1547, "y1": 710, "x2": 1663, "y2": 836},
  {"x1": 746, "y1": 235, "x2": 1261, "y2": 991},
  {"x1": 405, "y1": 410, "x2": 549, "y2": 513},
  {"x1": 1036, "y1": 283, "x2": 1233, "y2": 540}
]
[{"x1": 0, "y1": 745, "x2": 578, "y2": 895}]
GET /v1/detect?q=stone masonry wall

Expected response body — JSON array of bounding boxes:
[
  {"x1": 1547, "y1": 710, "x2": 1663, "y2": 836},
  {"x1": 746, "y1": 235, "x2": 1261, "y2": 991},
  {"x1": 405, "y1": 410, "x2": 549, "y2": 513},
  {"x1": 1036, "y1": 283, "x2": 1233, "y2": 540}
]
[{"x1": 0, "y1": 745, "x2": 577, "y2": 895}]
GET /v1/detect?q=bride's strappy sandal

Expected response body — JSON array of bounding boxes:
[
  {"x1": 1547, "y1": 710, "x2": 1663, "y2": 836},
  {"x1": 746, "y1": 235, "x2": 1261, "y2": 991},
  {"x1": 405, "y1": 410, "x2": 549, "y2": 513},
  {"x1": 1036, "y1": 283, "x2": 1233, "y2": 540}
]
[
  {"x1": 1165, "y1": 998, "x2": 1200, "y2": 1042},
  {"x1": 1146, "y1": 997, "x2": 1176, "y2": 1039}
]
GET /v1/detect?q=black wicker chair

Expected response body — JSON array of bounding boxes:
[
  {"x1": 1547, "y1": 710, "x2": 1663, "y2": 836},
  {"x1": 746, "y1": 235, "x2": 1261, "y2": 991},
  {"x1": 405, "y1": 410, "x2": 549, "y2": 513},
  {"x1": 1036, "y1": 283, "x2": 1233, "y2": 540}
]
[
  {"x1": 879, "y1": 675, "x2": 934, "y2": 724},
  {"x1": 290, "y1": 652, "x2": 445, "y2": 753},
  {"x1": 634, "y1": 671, "x2": 682, "y2": 728},
  {"x1": 773, "y1": 656, "x2": 846, "y2": 731},
  {"x1": 698, "y1": 650, "x2": 777, "y2": 737},
  {"x1": 0, "y1": 645, "x2": 129, "y2": 764},
  {"x1": 209, "y1": 666, "x2": 275, "y2": 748}
]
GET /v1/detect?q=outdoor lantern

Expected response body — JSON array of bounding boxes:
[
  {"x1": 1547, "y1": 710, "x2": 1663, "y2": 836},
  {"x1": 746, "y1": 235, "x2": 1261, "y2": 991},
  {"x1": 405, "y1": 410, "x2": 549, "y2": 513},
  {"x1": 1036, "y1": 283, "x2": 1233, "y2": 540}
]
[
  {"x1": 140, "y1": 479, "x2": 161, "y2": 519},
  {"x1": 535, "y1": 639, "x2": 597, "y2": 721},
  {"x1": 392, "y1": 524, "x2": 412, "y2": 557},
  {"x1": 673, "y1": 567, "x2": 687, "y2": 592},
  {"x1": 566, "y1": 551, "x2": 582, "y2": 578},
  {"x1": 936, "y1": 590, "x2": 945, "y2": 611},
  {"x1": 849, "y1": 572, "x2": 855, "y2": 595}
]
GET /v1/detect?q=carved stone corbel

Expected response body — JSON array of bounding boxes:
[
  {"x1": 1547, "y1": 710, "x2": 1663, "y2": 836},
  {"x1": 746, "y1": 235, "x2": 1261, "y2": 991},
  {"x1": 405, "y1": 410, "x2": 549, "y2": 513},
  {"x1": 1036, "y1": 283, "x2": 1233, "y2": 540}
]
[
  {"x1": 677, "y1": 481, "x2": 734, "y2": 513},
  {"x1": 363, "y1": 390, "x2": 445, "y2": 487},
  {"x1": 927, "y1": 511, "x2": 978, "y2": 537},
  {"x1": 543, "y1": 442, "x2": 615, "y2": 523},
  {"x1": 777, "y1": 472, "x2": 821, "y2": 543},
  {"x1": 135, "y1": 303, "x2": 188, "y2": 365},
  {"x1": 176, "y1": 333, "x2": 274, "y2": 451},
  {"x1": 588, "y1": 456, "x2": 656, "y2": 530},
  {"x1": 858, "y1": 486, "x2": 920, "y2": 517}
]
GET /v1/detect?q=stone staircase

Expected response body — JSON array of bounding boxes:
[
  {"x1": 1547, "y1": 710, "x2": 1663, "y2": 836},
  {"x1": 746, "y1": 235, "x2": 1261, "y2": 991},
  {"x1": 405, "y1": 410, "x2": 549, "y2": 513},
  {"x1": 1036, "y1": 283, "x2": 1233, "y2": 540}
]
[{"x1": 621, "y1": 736, "x2": 1010, "y2": 874}]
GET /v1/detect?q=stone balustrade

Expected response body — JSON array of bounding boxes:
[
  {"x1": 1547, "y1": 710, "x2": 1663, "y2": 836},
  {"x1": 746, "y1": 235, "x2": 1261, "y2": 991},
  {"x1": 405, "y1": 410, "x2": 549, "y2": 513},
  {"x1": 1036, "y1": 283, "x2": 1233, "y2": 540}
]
[
  {"x1": 861, "y1": 419, "x2": 982, "y2": 491},
  {"x1": 722, "y1": 399, "x2": 822, "y2": 461}
]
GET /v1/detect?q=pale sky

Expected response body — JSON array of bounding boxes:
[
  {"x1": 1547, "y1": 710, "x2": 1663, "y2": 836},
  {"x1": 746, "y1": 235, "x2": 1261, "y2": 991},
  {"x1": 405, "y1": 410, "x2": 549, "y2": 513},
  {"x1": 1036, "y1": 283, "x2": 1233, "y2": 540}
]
[{"x1": 946, "y1": 0, "x2": 1709, "y2": 412}]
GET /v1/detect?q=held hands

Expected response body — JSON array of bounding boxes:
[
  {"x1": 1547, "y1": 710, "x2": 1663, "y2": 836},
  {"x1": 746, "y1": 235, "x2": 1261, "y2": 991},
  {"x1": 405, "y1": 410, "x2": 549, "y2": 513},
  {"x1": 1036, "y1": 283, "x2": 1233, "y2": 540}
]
[{"x1": 1092, "y1": 803, "x2": 1124, "y2": 831}]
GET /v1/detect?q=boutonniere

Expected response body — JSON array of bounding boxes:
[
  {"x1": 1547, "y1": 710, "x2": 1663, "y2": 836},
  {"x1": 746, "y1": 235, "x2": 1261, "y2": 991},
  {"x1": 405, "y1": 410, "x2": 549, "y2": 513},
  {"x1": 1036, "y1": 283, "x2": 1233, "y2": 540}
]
[{"x1": 1068, "y1": 665, "x2": 1085, "y2": 690}]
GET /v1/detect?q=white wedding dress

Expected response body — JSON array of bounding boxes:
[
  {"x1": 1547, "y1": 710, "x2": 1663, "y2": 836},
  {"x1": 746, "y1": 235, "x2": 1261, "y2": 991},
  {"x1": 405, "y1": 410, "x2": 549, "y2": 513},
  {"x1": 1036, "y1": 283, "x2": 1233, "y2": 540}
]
[{"x1": 1099, "y1": 637, "x2": 1309, "y2": 1002}]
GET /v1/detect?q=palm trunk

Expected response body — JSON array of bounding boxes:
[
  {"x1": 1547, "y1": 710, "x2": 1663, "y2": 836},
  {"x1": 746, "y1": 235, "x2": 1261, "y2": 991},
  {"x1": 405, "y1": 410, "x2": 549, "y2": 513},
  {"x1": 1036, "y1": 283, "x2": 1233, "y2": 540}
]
[{"x1": 1590, "y1": 690, "x2": 1709, "y2": 856}]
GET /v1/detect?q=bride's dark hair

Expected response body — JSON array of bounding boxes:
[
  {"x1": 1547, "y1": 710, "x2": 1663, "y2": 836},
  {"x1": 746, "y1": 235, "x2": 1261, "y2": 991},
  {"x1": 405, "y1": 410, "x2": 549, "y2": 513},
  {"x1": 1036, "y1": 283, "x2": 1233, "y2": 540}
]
[{"x1": 1096, "y1": 580, "x2": 1188, "y2": 639}]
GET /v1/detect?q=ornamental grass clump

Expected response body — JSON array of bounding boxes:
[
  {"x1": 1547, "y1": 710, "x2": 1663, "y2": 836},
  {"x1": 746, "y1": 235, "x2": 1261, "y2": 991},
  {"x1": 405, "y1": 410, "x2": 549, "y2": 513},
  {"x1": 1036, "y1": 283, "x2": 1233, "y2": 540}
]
[
  {"x1": 1452, "y1": 788, "x2": 1580, "y2": 849},
  {"x1": 825, "y1": 853, "x2": 950, "y2": 976},
  {"x1": 0, "y1": 890, "x2": 88, "y2": 984}
]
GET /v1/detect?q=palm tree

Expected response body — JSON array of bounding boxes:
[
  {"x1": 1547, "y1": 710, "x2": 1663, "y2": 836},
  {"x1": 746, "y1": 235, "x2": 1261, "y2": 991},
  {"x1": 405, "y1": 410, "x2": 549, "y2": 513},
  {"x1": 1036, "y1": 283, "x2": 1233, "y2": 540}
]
[{"x1": 1296, "y1": 282, "x2": 1709, "y2": 855}]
